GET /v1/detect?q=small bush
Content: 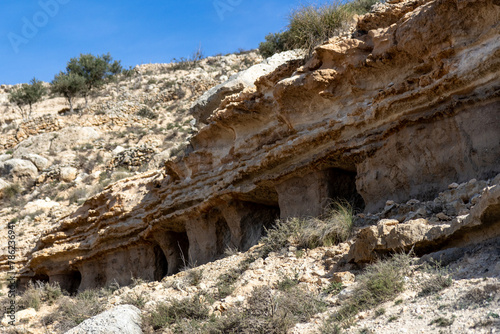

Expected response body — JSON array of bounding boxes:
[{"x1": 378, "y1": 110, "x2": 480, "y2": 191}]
[
  {"x1": 327, "y1": 253, "x2": 412, "y2": 326},
  {"x1": 418, "y1": 260, "x2": 452, "y2": 297},
  {"x1": 259, "y1": 0, "x2": 380, "y2": 57},
  {"x1": 144, "y1": 294, "x2": 210, "y2": 331},
  {"x1": 68, "y1": 187, "x2": 88, "y2": 204},
  {"x1": 324, "y1": 282, "x2": 344, "y2": 295},
  {"x1": 137, "y1": 107, "x2": 159, "y2": 120},
  {"x1": 1, "y1": 183, "x2": 22, "y2": 204},
  {"x1": 276, "y1": 273, "x2": 300, "y2": 292},
  {"x1": 259, "y1": 201, "x2": 353, "y2": 257},
  {"x1": 186, "y1": 269, "x2": 204, "y2": 287},
  {"x1": 207, "y1": 285, "x2": 326, "y2": 334},
  {"x1": 375, "y1": 308, "x2": 386, "y2": 317},
  {"x1": 429, "y1": 316, "x2": 454, "y2": 327},
  {"x1": 19, "y1": 281, "x2": 63, "y2": 311},
  {"x1": 53, "y1": 289, "x2": 105, "y2": 331},
  {"x1": 123, "y1": 290, "x2": 148, "y2": 309}
]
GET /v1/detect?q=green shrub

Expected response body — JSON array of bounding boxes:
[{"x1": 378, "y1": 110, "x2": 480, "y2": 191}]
[
  {"x1": 68, "y1": 187, "x2": 88, "y2": 204},
  {"x1": 123, "y1": 290, "x2": 148, "y2": 309},
  {"x1": 418, "y1": 260, "x2": 452, "y2": 297},
  {"x1": 1, "y1": 183, "x2": 22, "y2": 206},
  {"x1": 276, "y1": 273, "x2": 300, "y2": 292},
  {"x1": 259, "y1": 0, "x2": 380, "y2": 57},
  {"x1": 52, "y1": 289, "x2": 106, "y2": 331},
  {"x1": 323, "y1": 282, "x2": 344, "y2": 295},
  {"x1": 326, "y1": 253, "x2": 412, "y2": 326},
  {"x1": 259, "y1": 201, "x2": 353, "y2": 258},
  {"x1": 144, "y1": 294, "x2": 210, "y2": 331},
  {"x1": 19, "y1": 281, "x2": 63, "y2": 311},
  {"x1": 429, "y1": 316, "x2": 454, "y2": 327},
  {"x1": 186, "y1": 269, "x2": 204, "y2": 287},
  {"x1": 136, "y1": 107, "x2": 159, "y2": 120},
  {"x1": 211, "y1": 285, "x2": 326, "y2": 334}
]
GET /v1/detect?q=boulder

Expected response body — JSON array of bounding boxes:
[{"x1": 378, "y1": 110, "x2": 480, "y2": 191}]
[
  {"x1": 0, "y1": 178, "x2": 10, "y2": 191},
  {"x1": 13, "y1": 127, "x2": 101, "y2": 157},
  {"x1": 60, "y1": 167, "x2": 78, "y2": 182},
  {"x1": 21, "y1": 199, "x2": 60, "y2": 215},
  {"x1": 64, "y1": 305, "x2": 142, "y2": 334},
  {"x1": 21, "y1": 153, "x2": 49, "y2": 171},
  {"x1": 0, "y1": 159, "x2": 38, "y2": 181},
  {"x1": 190, "y1": 50, "x2": 304, "y2": 124}
]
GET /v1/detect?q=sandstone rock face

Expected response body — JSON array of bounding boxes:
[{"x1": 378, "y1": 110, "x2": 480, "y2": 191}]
[
  {"x1": 190, "y1": 50, "x2": 304, "y2": 124},
  {"x1": 64, "y1": 305, "x2": 142, "y2": 334},
  {"x1": 13, "y1": 126, "x2": 100, "y2": 157},
  {"x1": 0, "y1": 159, "x2": 38, "y2": 181},
  {"x1": 21, "y1": 0, "x2": 500, "y2": 291},
  {"x1": 348, "y1": 177, "x2": 500, "y2": 262}
]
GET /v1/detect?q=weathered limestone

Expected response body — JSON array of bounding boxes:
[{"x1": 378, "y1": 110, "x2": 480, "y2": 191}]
[
  {"x1": 0, "y1": 159, "x2": 38, "y2": 181},
  {"x1": 65, "y1": 305, "x2": 142, "y2": 334},
  {"x1": 18, "y1": 0, "x2": 500, "y2": 290}
]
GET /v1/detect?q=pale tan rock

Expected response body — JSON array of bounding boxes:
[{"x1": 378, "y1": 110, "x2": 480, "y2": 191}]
[
  {"x1": 60, "y1": 167, "x2": 78, "y2": 182},
  {"x1": 331, "y1": 271, "x2": 355, "y2": 284}
]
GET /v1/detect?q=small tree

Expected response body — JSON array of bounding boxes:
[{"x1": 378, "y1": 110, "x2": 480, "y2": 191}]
[
  {"x1": 8, "y1": 78, "x2": 47, "y2": 120},
  {"x1": 66, "y1": 53, "x2": 123, "y2": 107},
  {"x1": 51, "y1": 72, "x2": 86, "y2": 114}
]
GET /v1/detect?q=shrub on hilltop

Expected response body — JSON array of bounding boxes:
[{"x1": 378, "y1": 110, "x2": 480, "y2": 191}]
[{"x1": 259, "y1": 0, "x2": 380, "y2": 57}]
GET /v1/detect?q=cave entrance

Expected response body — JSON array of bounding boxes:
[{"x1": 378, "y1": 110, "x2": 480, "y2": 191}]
[
  {"x1": 153, "y1": 245, "x2": 169, "y2": 281},
  {"x1": 65, "y1": 270, "x2": 82, "y2": 294},
  {"x1": 216, "y1": 216, "x2": 232, "y2": 254},
  {"x1": 32, "y1": 273, "x2": 49, "y2": 284},
  {"x1": 326, "y1": 168, "x2": 365, "y2": 212}
]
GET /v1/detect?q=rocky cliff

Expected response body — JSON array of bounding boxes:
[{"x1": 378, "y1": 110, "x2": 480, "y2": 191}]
[{"x1": 19, "y1": 0, "x2": 500, "y2": 294}]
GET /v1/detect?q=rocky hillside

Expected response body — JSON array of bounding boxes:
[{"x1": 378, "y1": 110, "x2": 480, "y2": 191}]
[{"x1": 1, "y1": 0, "x2": 499, "y2": 333}]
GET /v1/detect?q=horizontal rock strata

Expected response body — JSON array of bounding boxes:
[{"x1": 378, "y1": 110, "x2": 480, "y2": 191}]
[{"x1": 20, "y1": 0, "x2": 500, "y2": 291}]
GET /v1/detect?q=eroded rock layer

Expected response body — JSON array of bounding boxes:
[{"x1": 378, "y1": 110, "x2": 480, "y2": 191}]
[{"x1": 21, "y1": 0, "x2": 500, "y2": 291}]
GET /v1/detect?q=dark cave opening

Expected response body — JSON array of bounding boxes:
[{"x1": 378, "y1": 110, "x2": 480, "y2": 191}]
[
  {"x1": 153, "y1": 244, "x2": 169, "y2": 281},
  {"x1": 326, "y1": 168, "x2": 365, "y2": 212}
]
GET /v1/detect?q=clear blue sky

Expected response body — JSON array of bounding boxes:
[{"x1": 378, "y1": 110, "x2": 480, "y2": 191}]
[{"x1": 0, "y1": 0, "x2": 316, "y2": 85}]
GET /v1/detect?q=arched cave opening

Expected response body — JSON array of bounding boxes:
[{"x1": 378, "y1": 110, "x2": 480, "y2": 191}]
[
  {"x1": 326, "y1": 168, "x2": 365, "y2": 212},
  {"x1": 31, "y1": 273, "x2": 49, "y2": 284},
  {"x1": 65, "y1": 270, "x2": 82, "y2": 295},
  {"x1": 216, "y1": 216, "x2": 232, "y2": 254},
  {"x1": 240, "y1": 203, "x2": 280, "y2": 251},
  {"x1": 153, "y1": 245, "x2": 169, "y2": 281}
]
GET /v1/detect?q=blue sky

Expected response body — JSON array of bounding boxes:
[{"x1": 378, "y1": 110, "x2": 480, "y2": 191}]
[{"x1": 0, "y1": 0, "x2": 314, "y2": 85}]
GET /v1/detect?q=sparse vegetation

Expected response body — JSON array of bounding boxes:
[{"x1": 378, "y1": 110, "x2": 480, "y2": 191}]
[
  {"x1": 1, "y1": 183, "x2": 22, "y2": 205},
  {"x1": 429, "y1": 316, "x2": 454, "y2": 327},
  {"x1": 144, "y1": 293, "x2": 210, "y2": 331},
  {"x1": 47, "y1": 289, "x2": 106, "y2": 331},
  {"x1": 137, "y1": 107, "x2": 159, "y2": 120},
  {"x1": 259, "y1": 201, "x2": 354, "y2": 257},
  {"x1": 417, "y1": 259, "x2": 453, "y2": 297},
  {"x1": 215, "y1": 256, "x2": 255, "y2": 299},
  {"x1": 19, "y1": 281, "x2": 64, "y2": 311},
  {"x1": 259, "y1": 0, "x2": 380, "y2": 57},
  {"x1": 322, "y1": 253, "x2": 413, "y2": 328},
  {"x1": 51, "y1": 72, "x2": 86, "y2": 113},
  {"x1": 8, "y1": 78, "x2": 47, "y2": 119},
  {"x1": 122, "y1": 290, "x2": 148, "y2": 309},
  {"x1": 324, "y1": 281, "x2": 344, "y2": 295}
]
